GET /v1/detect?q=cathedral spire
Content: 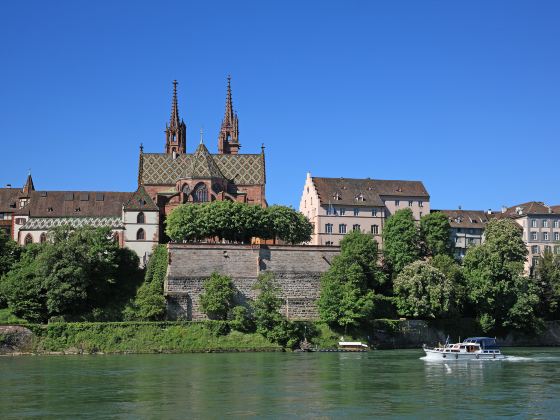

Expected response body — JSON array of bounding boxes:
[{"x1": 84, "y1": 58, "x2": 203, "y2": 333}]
[
  {"x1": 218, "y1": 75, "x2": 240, "y2": 154},
  {"x1": 165, "y1": 80, "x2": 187, "y2": 154},
  {"x1": 22, "y1": 172, "x2": 35, "y2": 195}
]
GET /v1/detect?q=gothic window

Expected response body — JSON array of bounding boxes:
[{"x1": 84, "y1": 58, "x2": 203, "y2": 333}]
[
  {"x1": 193, "y1": 183, "x2": 208, "y2": 202},
  {"x1": 137, "y1": 212, "x2": 145, "y2": 224},
  {"x1": 39, "y1": 233, "x2": 47, "y2": 243},
  {"x1": 24, "y1": 234, "x2": 33, "y2": 245},
  {"x1": 136, "y1": 228, "x2": 145, "y2": 240}
]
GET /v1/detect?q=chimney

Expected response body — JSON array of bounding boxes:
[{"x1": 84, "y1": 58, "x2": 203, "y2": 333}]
[
  {"x1": 487, "y1": 209, "x2": 492, "y2": 215},
  {"x1": 501, "y1": 206, "x2": 507, "y2": 214}
]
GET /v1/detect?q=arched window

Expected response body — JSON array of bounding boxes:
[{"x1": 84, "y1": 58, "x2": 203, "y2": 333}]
[
  {"x1": 24, "y1": 234, "x2": 33, "y2": 245},
  {"x1": 39, "y1": 233, "x2": 47, "y2": 243},
  {"x1": 137, "y1": 212, "x2": 145, "y2": 224},
  {"x1": 181, "y1": 184, "x2": 190, "y2": 195},
  {"x1": 193, "y1": 183, "x2": 208, "y2": 202},
  {"x1": 136, "y1": 228, "x2": 145, "y2": 240}
]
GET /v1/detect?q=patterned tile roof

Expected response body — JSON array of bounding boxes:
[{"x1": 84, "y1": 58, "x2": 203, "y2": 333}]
[
  {"x1": 141, "y1": 151, "x2": 265, "y2": 185},
  {"x1": 20, "y1": 216, "x2": 124, "y2": 231},
  {"x1": 124, "y1": 185, "x2": 159, "y2": 211}
]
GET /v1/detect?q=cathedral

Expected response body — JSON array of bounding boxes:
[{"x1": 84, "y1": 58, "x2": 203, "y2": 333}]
[{"x1": 0, "y1": 78, "x2": 267, "y2": 264}]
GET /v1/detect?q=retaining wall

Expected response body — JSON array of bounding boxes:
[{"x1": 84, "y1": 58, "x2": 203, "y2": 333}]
[{"x1": 165, "y1": 243, "x2": 340, "y2": 320}]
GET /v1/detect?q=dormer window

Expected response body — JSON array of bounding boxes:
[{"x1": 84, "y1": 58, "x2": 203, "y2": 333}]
[
  {"x1": 355, "y1": 193, "x2": 364, "y2": 202},
  {"x1": 333, "y1": 192, "x2": 341, "y2": 200}
]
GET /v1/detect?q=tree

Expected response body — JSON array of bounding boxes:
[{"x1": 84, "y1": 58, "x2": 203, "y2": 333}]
[
  {"x1": 0, "y1": 245, "x2": 47, "y2": 323},
  {"x1": 199, "y1": 273, "x2": 236, "y2": 320},
  {"x1": 0, "y1": 229, "x2": 21, "y2": 279},
  {"x1": 251, "y1": 273, "x2": 298, "y2": 347},
  {"x1": 338, "y1": 231, "x2": 385, "y2": 289},
  {"x1": 382, "y1": 208, "x2": 421, "y2": 274},
  {"x1": 534, "y1": 249, "x2": 560, "y2": 319},
  {"x1": 420, "y1": 212, "x2": 453, "y2": 257},
  {"x1": 123, "y1": 244, "x2": 168, "y2": 321},
  {"x1": 165, "y1": 202, "x2": 313, "y2": 245},
  {"x1": 266, "y1": 205, "x2": 313, "y2": 245},
  {"x1": 1, "y1": 226, "x2": 142, "y2": 322},
  {"x1": 318, "y1": 255, "x2": 375, "y2": 330},
  {"x1": 430, "y1": 254, "x2": 466, "y2": 316},
  {"x1": 393, "y1": 260, "x2": 455, "y2": 318},
  {"x1": 463, "y1": 218, "x2": 540, "y2": 332}
]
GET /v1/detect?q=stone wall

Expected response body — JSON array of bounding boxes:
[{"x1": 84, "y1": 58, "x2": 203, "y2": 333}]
[{"x1": 165, "y1": 243, "x2": 340, "y2": 320}]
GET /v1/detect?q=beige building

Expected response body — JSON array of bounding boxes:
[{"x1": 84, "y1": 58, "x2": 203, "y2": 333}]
[
  {"x1": 493, "y1": 201, "x2": 560, "y2": 273},
  {"x1": 299, "y1": 173, "x2": 430, "y2": 246},
  {"x1": 435, "y1": 209, "x2": 490, "y2": 258}
]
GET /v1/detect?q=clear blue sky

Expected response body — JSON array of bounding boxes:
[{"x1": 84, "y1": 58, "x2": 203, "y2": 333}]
[{"x1": 1, "y1": 1, "x2": 559, "y2": 210}]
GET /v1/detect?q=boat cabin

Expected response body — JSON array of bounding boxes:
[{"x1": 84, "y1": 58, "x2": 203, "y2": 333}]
[{"x1": 338, "y1": 342, "x2": 369, "y2": 351}]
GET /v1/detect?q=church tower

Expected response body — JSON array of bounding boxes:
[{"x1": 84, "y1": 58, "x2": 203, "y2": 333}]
[
  {"x1": 165, "y1": 80, "x2": 187, "y2": 154},
  {"x1": 218, "y1": 76, "x2": 240, "y2": 154}
]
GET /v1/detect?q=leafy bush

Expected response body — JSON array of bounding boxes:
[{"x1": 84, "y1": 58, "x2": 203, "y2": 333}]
[
  {"x1": 123, "y1": 245, "x2": 168, "y2": 321},
  {"x1": 199, "y1": 273, "x2": 236, "y2": 320},
  {"x1": 229, "y1": 305, "x2": 254, "y2": 333},
  {"x1": 251, "y1": 273, "x2": 299, "y2": 348}
]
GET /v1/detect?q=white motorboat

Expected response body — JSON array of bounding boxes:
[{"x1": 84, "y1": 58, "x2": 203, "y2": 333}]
[{"x1": 422, "y1": 337, "x2": 505, "y2": 360}]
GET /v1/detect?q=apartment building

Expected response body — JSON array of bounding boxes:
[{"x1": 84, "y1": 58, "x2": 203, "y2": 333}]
[
  {"x1": 435, "y1": 209, "x2": 490, "y2": 258},
  {"x1": 494, "y1": 201, "x2": 560, "y2": 273},
  {"x1": 299, "y1": 173, "x2": 430, "y2": 246}
]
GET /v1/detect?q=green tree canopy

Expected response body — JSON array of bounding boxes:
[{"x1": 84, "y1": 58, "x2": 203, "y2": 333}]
[
  {"x1": 166, "y1": 201, "x2": 312, "y2": 245},
  {"x1": 318, "y1": 255, "x2": 375, "y2": 330},
  {"x1": 382, "y1": 208, "x2": 421, "y2": 274},
  {"x1": 1, "y1": 226, "x2": 142, "y2": 323},
  {"x1": 0, "y1": 229, "x2": 21, "y2": 278},
  {"x1": 534, "y1": 249, "x2": 560, "y2": 319},
  {"x1": 338, "y1": 231, "x2": 385, "y2": 289},
  {"x1": 393, "y1": 260, "x2": 455, "y2": 318},
  {"x1": 420, "y1": 212, "x2": 453, "y2": 257},
  {"x1": 199, "y1": 273, "x2": 236, "y2": 320},
  {"x1": 463, "y1": 218, "x2": 539, "y2": 332}
]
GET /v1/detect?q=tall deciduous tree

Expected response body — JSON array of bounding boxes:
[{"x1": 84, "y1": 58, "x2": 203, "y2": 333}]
[
  {"x1": 382, "y1": 208, "x2": 420, "y2": 274},
  {"x1": 199, "y1": 273, "x2": 236, "y2": 320},
  {"x1": 463, "y1": 218, "x2": 540, "y2": 332},
  {"x1": 534, "y1": 249, "x2": 560, "y2": 319},
  {"x1": 338, "y1": 231, "x2": 385, "y2": 289},
  {"x1": 420, "y1": 212, "x2": 453, "y2": 257},
  {"x1": 0, "y1": 229, "x2": 20, "y2": 279},
  {"x1": 318, "y1": 255, "x2": 375, "y2": 329},
  {"x1": 393, "y1": 260, "x2": 454, "y2": 318}
]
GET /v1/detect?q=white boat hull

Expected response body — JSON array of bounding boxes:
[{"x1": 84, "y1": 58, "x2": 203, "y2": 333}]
[{"x1": 423, "y1": 348, "x2": 506, "y2": 361}]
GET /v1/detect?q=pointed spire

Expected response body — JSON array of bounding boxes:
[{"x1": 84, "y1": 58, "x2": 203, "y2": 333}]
[
  {"x1": 170, "y1": 80, "x2": 180, "y2": 128},
  {"x1": 218, "y1": 75, "x2": 240, "y2": 154},
  {"x1": 165, "y1": 80, "x2": 187, "y2": 154},
  {"x1": 22, "y1": 172, "x2": 35, "y2": 195},
  {"x1": 224, "y1": 75, "x2": 234, "y2": 125},
  {"x1": 138, "y1": 144, "x2": 144, "y2": 186}
]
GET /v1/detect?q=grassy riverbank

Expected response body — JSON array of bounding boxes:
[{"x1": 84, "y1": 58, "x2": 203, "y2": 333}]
[{"x1": 15, "y1": 321, "x2": 281, "y2": 354}]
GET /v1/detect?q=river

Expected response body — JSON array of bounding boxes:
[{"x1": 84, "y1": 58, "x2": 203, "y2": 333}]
[{"x1": 1, "y1": 348, "x2": 559, "y2": 418}]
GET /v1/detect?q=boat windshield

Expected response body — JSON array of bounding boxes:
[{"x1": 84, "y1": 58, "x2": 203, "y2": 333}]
[{"x1": 463, "y1": 337, "x2": 499, "y2": 349}]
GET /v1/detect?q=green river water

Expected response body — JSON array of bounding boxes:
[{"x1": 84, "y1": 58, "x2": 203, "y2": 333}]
[{"x1": 1, "y1": 348, "x2": 559, "y2": 419}]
